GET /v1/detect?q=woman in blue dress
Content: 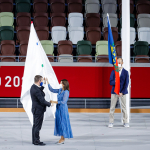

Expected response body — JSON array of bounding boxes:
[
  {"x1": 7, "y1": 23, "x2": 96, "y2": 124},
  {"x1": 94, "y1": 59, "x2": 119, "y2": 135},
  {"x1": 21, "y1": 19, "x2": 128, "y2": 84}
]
[{"x1": 46, "y1": 78, "x2": 73, "y2": 144}]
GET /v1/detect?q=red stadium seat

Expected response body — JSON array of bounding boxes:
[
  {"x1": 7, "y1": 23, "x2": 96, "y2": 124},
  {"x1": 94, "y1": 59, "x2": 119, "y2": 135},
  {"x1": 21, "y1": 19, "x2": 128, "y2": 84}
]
[
  {"x1": 85, "y1": 13, "x2": 100, "y2": 27},
  {"x1": 135, "y1": 55, "x2": 150, "y2": 63},
  {"x1": 0, "y1": 40, "x2": 15, "y2": 62},
  {"x1": 19, "y1": 40, "x2": 28, "y2": 62},
  {"x1": 17, "y1": 26, "x2": 30, "y2": 43},
  {"x1": 49, "y1": 0, "x2": 65, "y2": 13},
  {"x1": 33, "y1": 0, "x2": 48, "y2": 13},
  {"x1": 115, "y1": 41, "x2": 122, "y2": 57},
  {"x1": 51, "y1": 13, "x2": 66, "y2": 27},
  {"x1": 136, "y1": 0, "x2": 150, "y2": 15},
  {"x1": 96, "y1": 55, "x2": 109, "y2": 62},
  {"x1": 35, "y1": 26, "x2": 49, "y2": 40},
  {"x1": 16, "y1": 12, "x2": 31, "y2": 27},
  {"x1": 0, "y1": 0, "x2": 13, "y2": 12},
  {"x1": 68, "y1": 0, "x2": 82, "y2": 13},
  {"x1": 86, "y1": 27, "x2": 101, "y2": 45},
  {"x1": 103, "y1": 27, "x2": 118, "y2": 44},
  {"x1": 33, "y1": 13, "x2": 48, "y2": 27},
  {"x1": 58, "y1": 40, "x2": 73, "y2": 55},
  {"x1": 77, "y1": 54, "x2": 93, "y2": 62}
]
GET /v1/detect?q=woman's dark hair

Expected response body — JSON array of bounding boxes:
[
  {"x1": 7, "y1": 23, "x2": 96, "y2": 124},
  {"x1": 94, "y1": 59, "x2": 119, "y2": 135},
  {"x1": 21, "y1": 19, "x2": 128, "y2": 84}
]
[{"x1": 61, "y1": 79, "x2": 70, "y2": 91}]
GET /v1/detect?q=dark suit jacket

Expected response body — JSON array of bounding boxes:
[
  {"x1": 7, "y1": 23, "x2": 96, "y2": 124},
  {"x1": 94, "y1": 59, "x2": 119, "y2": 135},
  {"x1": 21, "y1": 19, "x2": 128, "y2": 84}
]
[
  {"x1": 110, "y1": 68, "x2": 129, "y2": 95},
  {"x1": 30, "y1": 84, "x2": 51, "y2": 114}
]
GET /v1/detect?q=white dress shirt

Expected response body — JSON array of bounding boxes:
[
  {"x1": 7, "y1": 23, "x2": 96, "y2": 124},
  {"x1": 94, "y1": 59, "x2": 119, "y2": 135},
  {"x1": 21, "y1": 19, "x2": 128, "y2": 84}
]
[{"x1": 119, "y1": 67, "x2": 123, "y2": 77}]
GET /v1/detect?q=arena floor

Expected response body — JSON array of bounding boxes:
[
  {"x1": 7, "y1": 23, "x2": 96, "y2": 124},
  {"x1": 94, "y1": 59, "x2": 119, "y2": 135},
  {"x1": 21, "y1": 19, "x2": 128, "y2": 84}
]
[{"x1": 0, "y1": 112, "x2": 150, "y2": 150}]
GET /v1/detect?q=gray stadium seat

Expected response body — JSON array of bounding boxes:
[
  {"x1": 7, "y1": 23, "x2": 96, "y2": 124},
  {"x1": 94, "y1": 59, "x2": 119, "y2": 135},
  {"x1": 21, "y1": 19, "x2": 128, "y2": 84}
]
[
  {"x1": 102, "y1": 0, "x2": 117, "y2": 14},
  {"x1": 101, "y1": 0, "x2": 117, "y2": 4},
  {"x1": 51, "y1": 26, "x2": 67, "y2": 44},
  {"x1": 68, "y1": 27, "x2": 84, "y2": 44},
  {"x1": 68, "y1": 13, "x2": 83, "y2": 27},
  {"x1": 58, "y1": 54, "x2": 73, "y2": 62},
  {"x1": 102, "y1": 13, "x2": 118, "y2": 28},
  {"x1": 138, "y1": 27, "x2": 150, "y2": 44},
  {"x1": 137, "y1": 14, "x2": 150, "y2": 28},
  {"x1": 85, "y1": 0, "x2": 100, "y2": 14}
]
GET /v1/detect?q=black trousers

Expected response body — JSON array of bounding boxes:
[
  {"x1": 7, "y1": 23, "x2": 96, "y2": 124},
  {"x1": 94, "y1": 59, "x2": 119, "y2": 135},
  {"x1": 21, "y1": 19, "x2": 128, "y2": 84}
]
[{"x1": 32, "y1": 111, "x2": 44, "y2": 144}]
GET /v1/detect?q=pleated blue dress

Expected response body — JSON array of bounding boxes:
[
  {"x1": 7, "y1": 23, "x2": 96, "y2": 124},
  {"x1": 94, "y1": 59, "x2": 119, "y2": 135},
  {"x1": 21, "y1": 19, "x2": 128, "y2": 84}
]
[{"x1": 48, "y1": 84, "x2": 73, "y2": 138}]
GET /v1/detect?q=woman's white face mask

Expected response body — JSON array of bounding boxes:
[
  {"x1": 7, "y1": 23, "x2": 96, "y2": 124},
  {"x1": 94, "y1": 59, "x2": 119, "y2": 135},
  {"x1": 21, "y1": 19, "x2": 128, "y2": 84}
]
[{"x1": 59, "y1": 84, "x2": 63, "y2": 88}]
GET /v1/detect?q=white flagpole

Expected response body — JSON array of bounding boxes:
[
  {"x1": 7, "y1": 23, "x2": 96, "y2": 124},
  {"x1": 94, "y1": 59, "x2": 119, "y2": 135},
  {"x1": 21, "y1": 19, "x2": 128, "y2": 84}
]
[
  {"x1": 122, "y1": 0, "x2": 131, "y2": 123},
  {"x1": 107, "y1": 13, "x2": 124, "y2": 123}
]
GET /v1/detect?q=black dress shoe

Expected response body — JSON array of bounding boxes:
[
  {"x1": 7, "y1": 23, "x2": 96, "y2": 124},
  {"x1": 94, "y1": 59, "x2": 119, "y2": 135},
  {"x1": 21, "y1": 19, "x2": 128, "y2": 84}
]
[{"x1": 34, "y1": 142, "x2": 46, "y2": 146}]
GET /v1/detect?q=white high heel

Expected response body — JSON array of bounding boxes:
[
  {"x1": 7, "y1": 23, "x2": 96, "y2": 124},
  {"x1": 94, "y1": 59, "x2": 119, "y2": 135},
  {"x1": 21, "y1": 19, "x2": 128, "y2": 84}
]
[{"x1": 57, "y1": 140, "x2": 65, "y2": 145}]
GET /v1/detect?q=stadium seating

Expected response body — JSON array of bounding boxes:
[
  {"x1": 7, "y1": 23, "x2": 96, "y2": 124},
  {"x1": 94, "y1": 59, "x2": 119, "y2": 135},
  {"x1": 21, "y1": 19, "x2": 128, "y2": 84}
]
[
  {"x1": 121, "y1": 27, "x2": 136, "y2": 45},
  {"x1": 19, "y1": 40, "x2": 28, "y2": 62},
  {"x1": 137, "y1": 14, "x2": 150, "y2": 28},
  {"x1": 85, "y1": 0, "x2": 100, "y2": 14},
  {"x1": 86, "y1": 27, "x2": 101, "y2": 45},
  {"x1": 102, "y1": 0, "x2": 117, "y2": 14},
  {"x1": 0, "y1": 0, "x2": 13, "y2": 12},
  {"x1": 17, "y1": 26, "x2": 30, "y2": 43},
  {"x1": 0, "y1": 40, "x2": 15, "y2": 62},
  {"x1": 33, "y1": 0, "x2": 48, "y2": 13},
  {"x1": 16, "y1": 0, "x2": 31, "y2": 13},
  {"x1": 33, "y1": 13, "x2": 48, "y2": 27},
  {"x1": 35, "y1": 27, "x2": 49, "y2": 40},
  {"x1": 115, "y1": 41, "x2": 122, "y2": 57},
  {"x1": 68, "y1": 13, "x2": 83, "y2": 27},
  {"x1": 96, "y1": 41, "x2": 109, "y2": 62},
  {"x1": 0, "y1": 12, "x2": 14, "y2": 27},
  {"x1": 134, "y1": 41, "x2": 149, "y2": 63},
  {"x1": 51, "y1": 13, "x2": 66, "y2": 27},
  {"x1": 134, "y1": 41, "x2": 149, "y2": 56},
  {"x1": 58, "y1": 54, "x2": 73, "y2": 62},
  {"x1": 136, "y1": 0, "x2": 150, "y2": 15},
  {"x1": 120, "y1": 14, "x2": 135, "y2": 28},
  {"x1": 68, "y1": 27, "x2": 84, "y2": 44},
  {"x1": 77, "y1": 55, "x2": 93, "y2": 62},
  {"x1": 103, "y1": 27, "x2": 118, "y2": 44},
  {"x1": 77, "y1": 40, "x2": 93, "y2": 62},
  {"x1": 49, "y1": 0, "x2": 65, "y2": 13},
  {"x1": 0, "y1": 0, "x2": 149, "y2": 63},
  {"x1": 16, "y1": 13, "x2": 31, "y2": 27},
  {"x1": 40, "y1": 40, "x2": 54, "y2": 62},
  {"x1": 0, "y1": 26, "x2": 14, "y2": 41},
  {"x1": 77, "y1": 40, "x2": 92, "y2": 55},
  {"x1": 103, "y1": 13, "x2": 118, "y2": 28},
  {"x1": 68, "y1": 0, "x2": 82, "y2": 13},
  {"x1": 85, "y1": 13, "x2": 100, "y2": 27},
  {"x1": 135, "y1": 55, "x2": 149, "y2": 63},
  {"x1": 119, "y1": 1, "x2": 134, "y2": 14},
  {"x1": 58, "y1": 40, "x2": 73, "y2": 55},
  {"x1": 51, "y1": 26, "x2": 66, "y2": 44},
  {"x1": 138, "y1": 27, "x2": 150, "y2": 44}
]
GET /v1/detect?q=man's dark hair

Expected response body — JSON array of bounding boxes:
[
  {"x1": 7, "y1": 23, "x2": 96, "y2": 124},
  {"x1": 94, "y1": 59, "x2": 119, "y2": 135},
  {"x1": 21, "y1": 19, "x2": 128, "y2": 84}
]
[{"x1": 34, "y1": 75, "x2": 43, "y2": 83}]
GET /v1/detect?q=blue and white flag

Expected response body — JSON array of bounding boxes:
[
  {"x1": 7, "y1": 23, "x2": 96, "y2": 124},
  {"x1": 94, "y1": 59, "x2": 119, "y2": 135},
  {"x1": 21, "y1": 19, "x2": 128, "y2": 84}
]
[{"x1": 21, "y1": 23, "x2": 59, "y2": 125}]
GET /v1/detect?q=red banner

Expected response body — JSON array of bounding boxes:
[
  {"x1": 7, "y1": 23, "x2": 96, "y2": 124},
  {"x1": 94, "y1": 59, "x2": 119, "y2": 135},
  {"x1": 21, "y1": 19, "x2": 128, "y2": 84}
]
[{"x1": 0, "y1": 66, "x2": 150, "y2": 98}]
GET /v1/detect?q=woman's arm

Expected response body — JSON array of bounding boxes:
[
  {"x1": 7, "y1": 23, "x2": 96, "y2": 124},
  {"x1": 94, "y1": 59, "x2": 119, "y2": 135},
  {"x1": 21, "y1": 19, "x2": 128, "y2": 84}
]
[
  {"x1": 51, "y1": 91, "x2": 69, "y2": 105},
  {"x1": 46, "y1": 78, "x2": 59, "y2": 93},
  {"x1": 48, "y1": 84, "x2": 59, "y2": 93},
  {"x1": 58, "y1": 91, "x2": 69, "y2": 104}
]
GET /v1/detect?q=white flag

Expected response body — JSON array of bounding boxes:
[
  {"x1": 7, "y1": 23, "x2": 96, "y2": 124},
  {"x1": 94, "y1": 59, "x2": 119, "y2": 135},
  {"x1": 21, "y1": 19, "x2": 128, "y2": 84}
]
[{"x1": 20, "y1": 23, "x2": 59, "y2": 125}]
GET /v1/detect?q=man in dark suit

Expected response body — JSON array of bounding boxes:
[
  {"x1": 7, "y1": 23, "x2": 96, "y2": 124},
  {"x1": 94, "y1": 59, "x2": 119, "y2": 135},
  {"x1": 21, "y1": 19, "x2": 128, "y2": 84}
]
[
  {"x1": 30, "y1": 75, "x2": 51, "y2": 146},
  {"x1": 108, "y1": 58, "x2": 129, "y2": 128}
]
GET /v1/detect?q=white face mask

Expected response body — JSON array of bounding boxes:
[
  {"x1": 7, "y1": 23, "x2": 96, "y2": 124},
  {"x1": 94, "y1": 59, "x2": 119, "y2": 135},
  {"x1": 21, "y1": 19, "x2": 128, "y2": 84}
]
[
  {"x1": 59, "y1": 84, "x2": 63, "y2": 88},
  {"x1": 118, "y1": 64, "x2": 122, "y2": 68}
]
